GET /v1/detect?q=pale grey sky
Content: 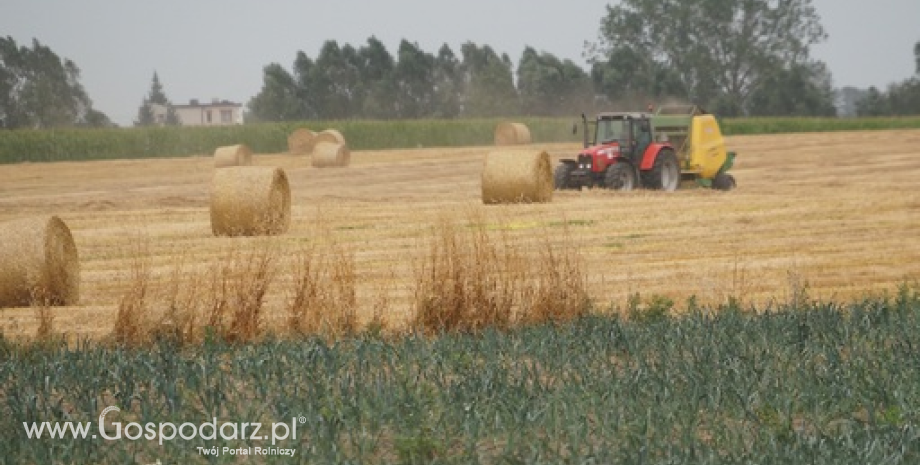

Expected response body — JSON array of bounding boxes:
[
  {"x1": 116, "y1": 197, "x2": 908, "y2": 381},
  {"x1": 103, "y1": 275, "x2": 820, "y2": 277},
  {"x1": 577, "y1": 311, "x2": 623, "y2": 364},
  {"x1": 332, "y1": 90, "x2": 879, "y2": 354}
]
[{"x1": 3, "y1": 0, "x2": 918, "y2": 125}]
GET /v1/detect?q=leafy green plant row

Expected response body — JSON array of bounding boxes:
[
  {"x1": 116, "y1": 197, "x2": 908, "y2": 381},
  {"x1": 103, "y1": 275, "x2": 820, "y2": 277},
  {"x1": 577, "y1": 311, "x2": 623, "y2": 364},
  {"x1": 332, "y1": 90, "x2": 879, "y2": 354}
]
[
  {"x1": 2, "y1": 286, "x2": 919, "y2": 464},
  {"x1": 2, "y1": 116, "x2": 920, "y2": 164}
]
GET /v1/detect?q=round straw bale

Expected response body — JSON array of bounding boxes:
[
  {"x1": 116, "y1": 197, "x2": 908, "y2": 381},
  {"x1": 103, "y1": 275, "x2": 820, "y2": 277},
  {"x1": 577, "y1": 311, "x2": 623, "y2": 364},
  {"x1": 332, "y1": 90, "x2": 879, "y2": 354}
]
[
  {"x1": 0, "y1": 216, "x2": 80, "y2": 307},
  {"x1": 481, "y1": 150, "x2": 553, "y2": 204},
  {"x1": 210, "y1": 167, "x2": 291, "y2": 236},
  {"x1": 214, "y1": 144, "x2": 253, "y2": 168},
  {"x1": 287, "y1": 128, "x2": 316, "y2": 155},
  {"x1": 311, "y1": 142, "x2": 351, "y2": 168},
  {"x1": 494, "y1": 122, "x2": 532, "y2": 146},
  {"x1": 314, "y1": 129, "x2": 346, "y2": 145}
]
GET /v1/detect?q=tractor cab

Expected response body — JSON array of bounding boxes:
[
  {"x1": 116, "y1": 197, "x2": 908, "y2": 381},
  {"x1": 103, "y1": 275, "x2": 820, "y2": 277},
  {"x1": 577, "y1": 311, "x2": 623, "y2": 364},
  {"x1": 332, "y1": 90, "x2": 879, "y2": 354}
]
[{"x1": 590, "y1": 112, "x2": 654, "y2": 164}]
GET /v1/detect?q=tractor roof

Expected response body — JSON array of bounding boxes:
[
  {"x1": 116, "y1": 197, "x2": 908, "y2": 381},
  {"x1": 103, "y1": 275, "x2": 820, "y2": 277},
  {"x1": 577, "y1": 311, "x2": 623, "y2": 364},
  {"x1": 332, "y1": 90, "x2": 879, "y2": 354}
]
[{"x1": 595, "y1": 112, "x2": 651, "y2": 120}]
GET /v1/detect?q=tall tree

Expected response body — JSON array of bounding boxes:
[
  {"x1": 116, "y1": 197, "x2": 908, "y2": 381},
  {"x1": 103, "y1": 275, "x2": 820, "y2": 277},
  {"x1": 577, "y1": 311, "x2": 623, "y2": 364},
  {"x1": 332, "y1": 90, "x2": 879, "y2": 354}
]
[
  {"x1": 517, "y1": 47, "x2": 593, "y2": 116},
  {"x1": 747, "y1": 61, "x2": 836, "y2": 116},
  {"x1": 357, "y1": 37, "x2": 397, "y2": 118},
  {"x1": 247, "y1": 63, "x2": 302, "y2": 122},
  {"x1": 432, "y1": 44, "x2": 462, "y2": 118},
  {"x1": 856, "y1": 86, "x2": 890, "y2": 116},
  {"x1": 310, "y1": 41, "x2": 364, "y2": 119},
  {"x1": 460, "y1": 43, "x2": 519, "y2": 117},
  {"x1": 915, "y1": 40, "x2": 920, "y2": 75},
  {"x1": 591, "y1": 0, "x2": 827, "y2": 114},
  {"x1": 135, "y1": 72, "x2": 179, "y2": 126},
  {"x1": 0, "y1": 36, "x2": 107, "y2": 128},
  {"x1": 291, "y1": 51, "x2": 318, "y2": 119},
  {"x1": 856, "y1": 42, "x2": 920, "y2": 116},
  {"x1": 590, "y1": 46, "x2": 687, "y2": 109},
  {"x1": 393, "y1": 40, "x2": 435, "y2": 118}
]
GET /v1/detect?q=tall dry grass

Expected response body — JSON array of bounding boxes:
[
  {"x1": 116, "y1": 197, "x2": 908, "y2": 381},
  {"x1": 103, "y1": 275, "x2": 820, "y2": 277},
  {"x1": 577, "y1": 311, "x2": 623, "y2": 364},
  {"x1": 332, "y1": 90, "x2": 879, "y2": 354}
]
[
  {"x1": 287, "y1": 242, "x2": 358, "y2": 338},
  {"x1": 411, "y1": 213, "x2": 591, "y2": 334},
  {"x1": 30, "y1": 289, "x2": 55, "y2": 341},
  {"x1": 412, "y1": 218, "x2": 519, "y2": 333},
  {"x1": 519, "y1": 225, "x2": 591, "y2": 325},
  {"x1": 111, "y1": 241, "x2": 279, "y2": 346},
  {"x1": 107, "y1": 210, "x2": 593, "y2": 345}
]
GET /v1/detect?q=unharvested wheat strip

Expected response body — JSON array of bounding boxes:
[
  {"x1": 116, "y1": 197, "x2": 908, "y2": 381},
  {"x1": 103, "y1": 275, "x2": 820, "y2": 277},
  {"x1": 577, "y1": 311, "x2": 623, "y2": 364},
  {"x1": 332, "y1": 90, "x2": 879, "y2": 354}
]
[
  {"x1": 481, "y1": 150, "x2": 553, "y2": 204},
  {"x1": 210, "y1": 167, "x2": 291, "y2": 236},
  {"x1": 314, "y1": 129, "x2": 346, "y2": 145},
  {"x1": 213, "y1": 144, "x2": 253, "y2": 168},
  {"x1": 0, "y1": 216, "x2": 80, "y2": 306},
  {"x1": 287, "y1": 128, "x2": 317, "y2": 155},
  {"x1": 494, "y1": 122, "x2": 532, "y2": 146},
  {"x1": 311, "y1": 142, "x2": 351, "y2": 168}
]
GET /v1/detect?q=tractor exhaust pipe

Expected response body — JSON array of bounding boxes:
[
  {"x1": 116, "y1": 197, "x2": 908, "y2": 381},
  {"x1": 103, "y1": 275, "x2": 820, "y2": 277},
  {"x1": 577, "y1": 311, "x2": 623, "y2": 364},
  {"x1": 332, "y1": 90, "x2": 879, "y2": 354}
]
[{"x1": 581, "y1": 113, "x2": 589, "y2": 149}]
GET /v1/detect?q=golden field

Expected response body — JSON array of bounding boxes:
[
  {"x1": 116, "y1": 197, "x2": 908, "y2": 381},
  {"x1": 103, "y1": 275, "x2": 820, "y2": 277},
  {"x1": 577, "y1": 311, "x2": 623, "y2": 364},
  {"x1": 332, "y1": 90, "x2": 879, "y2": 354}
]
[{"x1": 1, "y1": 129, "x2": 919, "y2": 340}]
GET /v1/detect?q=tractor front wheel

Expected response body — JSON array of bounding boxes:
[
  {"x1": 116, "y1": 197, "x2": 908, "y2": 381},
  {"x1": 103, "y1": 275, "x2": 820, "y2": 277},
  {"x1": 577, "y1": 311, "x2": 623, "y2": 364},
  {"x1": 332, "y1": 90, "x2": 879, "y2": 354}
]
[
  {"x1": 605, "y1": 163, "x2": 637, "y2": 191},
  {"x1": 643, "y1": 150, "x2": 680, "y2": 191},
  {"x1": 554, "y1": 163, "x2": 577, "y2": 190}
]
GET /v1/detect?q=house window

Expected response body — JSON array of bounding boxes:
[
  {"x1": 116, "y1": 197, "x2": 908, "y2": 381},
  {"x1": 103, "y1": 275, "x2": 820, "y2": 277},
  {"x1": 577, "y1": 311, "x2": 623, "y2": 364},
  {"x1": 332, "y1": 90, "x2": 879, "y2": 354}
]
[
  {"x1": 221, "y1": 110, "x2": 232, "y2": 124},
  {"x1": 206, "y1": 110, "x2": 212, "y2": 123}
]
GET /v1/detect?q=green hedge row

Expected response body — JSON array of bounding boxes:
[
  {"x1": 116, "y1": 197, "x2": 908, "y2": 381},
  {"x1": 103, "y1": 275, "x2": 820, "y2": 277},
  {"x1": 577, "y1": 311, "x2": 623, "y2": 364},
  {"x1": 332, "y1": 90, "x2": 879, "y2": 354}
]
[{"x1": 1, "y1": 116, "x2": 919, "y2": 164}]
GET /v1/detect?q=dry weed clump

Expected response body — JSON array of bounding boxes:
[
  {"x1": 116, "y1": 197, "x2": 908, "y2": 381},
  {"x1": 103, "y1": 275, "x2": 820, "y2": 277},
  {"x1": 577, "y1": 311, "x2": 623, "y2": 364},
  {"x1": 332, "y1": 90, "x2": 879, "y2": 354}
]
[
  {"x1": 112, "y1": 247, "x2": 151, "y2": 347},
  {"x1": 31, "y1": 289, "x2": 55, "y2": 341},
  {"x1": 286, "y1": 242, "x2": 358, "y2": 338},
  {"x1": 111, "y1": 242, "x2": 279, "y2": 346},
  {"x1": 412, "y1": 218, "x2": 519, "y2": 333},
  {"x1": 519, "y1": 229, "x2": 592, "y2": 325},
  {"x1": 411, "y1": 213, "x2": 590, "y2": 334}
]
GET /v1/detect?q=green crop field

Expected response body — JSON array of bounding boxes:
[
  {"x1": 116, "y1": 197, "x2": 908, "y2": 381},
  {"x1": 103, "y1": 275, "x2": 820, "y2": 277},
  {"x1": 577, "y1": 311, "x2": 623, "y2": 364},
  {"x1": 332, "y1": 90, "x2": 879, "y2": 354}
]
[
  {"x1": 2, "y1": 288, "x2": 919, "y2": 464},
  {"x1": 2, "y1": 116, "x2": 920, "y2": 164}
]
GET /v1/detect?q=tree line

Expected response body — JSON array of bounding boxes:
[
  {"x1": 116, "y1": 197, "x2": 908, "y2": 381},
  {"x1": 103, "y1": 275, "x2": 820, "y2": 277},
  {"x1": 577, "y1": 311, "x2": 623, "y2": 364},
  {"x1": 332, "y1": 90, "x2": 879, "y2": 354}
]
[
  {"x1": 2, "y1": 0, "x2": 919, "y2": 129},
  {"x1": 246, "y1": 38, "x2": 595, "y2": 122},
  {"x1": 249, "y1": 0, "x2": 840, "y2": 120},
  {"x1": 850, "y1": 41, "x2": 920, "y2": 117}
]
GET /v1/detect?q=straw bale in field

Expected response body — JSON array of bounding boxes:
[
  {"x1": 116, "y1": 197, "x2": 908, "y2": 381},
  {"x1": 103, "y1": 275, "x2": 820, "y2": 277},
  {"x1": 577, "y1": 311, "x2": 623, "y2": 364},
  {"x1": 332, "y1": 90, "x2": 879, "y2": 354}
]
[
  {"x1": 287, "y1": 128, "x2": 317, "y2": 155},
  {"x1": 494, "y1": 122, "x2": 532, "y2": 146},
  {"x1": 210, "y1": 167, "x2": 291, "y2": 236},
  {"x1": 481, "y1": 150, "x2": 553, "y2": 204},
  {"x1": 0, "y1": 216, "x2": 80, "y2": 306},
  {"x1": 213, "y1": 144, "x2": 253, "y2": 168},
  {"x1": 311, "y1": 142, "x2": 351, "y2": 168},
  {"x1": 314, "y1": 129, "x2": 346, "y2": 146}
]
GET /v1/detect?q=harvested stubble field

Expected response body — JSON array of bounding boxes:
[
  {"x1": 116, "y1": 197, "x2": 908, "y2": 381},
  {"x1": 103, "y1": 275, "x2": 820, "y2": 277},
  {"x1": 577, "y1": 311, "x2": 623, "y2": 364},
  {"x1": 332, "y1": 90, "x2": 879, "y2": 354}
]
[{"x1": 1, "y1": 129, "x2": 919, "y2": 340}]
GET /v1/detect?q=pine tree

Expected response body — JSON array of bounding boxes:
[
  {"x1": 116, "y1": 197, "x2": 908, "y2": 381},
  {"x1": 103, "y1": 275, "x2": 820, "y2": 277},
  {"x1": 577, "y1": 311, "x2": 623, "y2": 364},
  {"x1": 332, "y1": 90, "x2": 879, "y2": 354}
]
[{"x1": 135, "y1": 72, "x2": 180, "y2": 126}]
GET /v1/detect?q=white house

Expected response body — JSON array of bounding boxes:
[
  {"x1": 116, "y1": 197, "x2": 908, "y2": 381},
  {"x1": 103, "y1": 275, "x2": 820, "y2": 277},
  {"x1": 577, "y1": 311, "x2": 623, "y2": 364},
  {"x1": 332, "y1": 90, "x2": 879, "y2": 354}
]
[{"x1": 171, "y1": 98, "x2": 244, "y2": 126}]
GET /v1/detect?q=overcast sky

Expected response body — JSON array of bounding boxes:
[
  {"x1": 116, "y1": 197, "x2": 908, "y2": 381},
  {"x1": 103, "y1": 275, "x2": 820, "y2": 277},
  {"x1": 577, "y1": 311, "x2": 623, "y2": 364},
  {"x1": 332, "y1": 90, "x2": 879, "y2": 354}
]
[{"x1": 3, "y1": 0, "x2": 918, "y2": 126}]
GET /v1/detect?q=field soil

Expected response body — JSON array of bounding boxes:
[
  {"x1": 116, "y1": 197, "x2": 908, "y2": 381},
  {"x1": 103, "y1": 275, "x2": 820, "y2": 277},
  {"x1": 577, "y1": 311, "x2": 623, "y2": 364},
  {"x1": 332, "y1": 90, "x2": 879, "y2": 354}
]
[{"x1": 1, "y1": 129, "x2": 919, "y2": 340}]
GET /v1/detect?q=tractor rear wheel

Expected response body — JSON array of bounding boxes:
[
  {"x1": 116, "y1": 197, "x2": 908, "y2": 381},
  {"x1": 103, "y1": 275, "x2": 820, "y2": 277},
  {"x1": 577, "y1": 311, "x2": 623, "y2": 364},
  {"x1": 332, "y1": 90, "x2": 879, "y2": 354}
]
[
  {"x1": 713, "y1": 173, "x2": 736, "y2": 191},
  {"x1": 554, "y1": 163, "x2": 576, "y2": 190},
  {"x1": 605, "y1": 162, "x2": 637, "y2": 191},
  {"x1": 643, "y1": 149, "x2": 680, "y2": 191}
]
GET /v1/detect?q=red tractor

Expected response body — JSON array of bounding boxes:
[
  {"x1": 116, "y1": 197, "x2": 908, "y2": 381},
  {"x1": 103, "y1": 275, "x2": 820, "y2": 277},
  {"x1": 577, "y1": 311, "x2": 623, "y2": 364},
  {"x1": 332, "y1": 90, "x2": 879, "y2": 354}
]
[{"x1": 554, "y1": 112, "x2": 680, "y2": 192}]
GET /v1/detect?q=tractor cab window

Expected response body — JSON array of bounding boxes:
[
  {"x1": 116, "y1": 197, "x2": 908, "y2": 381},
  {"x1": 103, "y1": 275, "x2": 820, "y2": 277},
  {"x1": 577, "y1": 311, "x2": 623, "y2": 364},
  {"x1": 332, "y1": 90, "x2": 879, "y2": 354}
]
[{"x1": 596, "y1": 119, "x2": 626, "y2": 145}]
